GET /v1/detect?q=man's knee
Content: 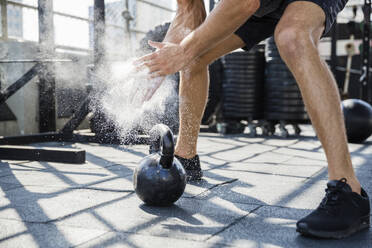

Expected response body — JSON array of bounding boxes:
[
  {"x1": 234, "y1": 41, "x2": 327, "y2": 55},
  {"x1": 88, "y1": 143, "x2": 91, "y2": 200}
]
[{"x1": 274, "y1": 26, "x2": 312, "y2": 60}]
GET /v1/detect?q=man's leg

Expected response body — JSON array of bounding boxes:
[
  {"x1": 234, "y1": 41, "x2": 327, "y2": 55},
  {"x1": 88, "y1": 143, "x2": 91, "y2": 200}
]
[
  {"x1": 275, "y1": 2, "x2": 370, "y2": 239},
  {"x1": 175, "y1": 35, "x2": 245, "y2": 158},
  {"x1": 274, "y1": 1, "x2": 361, "y2": 193}
]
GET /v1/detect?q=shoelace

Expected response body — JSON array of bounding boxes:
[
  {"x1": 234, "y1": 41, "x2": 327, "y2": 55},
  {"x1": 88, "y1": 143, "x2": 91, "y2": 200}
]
[{"x1": 319, "y1": 178, "x2": 348, "y2": 215}]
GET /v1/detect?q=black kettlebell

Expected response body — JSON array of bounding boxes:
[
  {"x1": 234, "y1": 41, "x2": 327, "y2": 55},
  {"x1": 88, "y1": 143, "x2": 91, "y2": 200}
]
[
  {"x1": 133, "y1": 124, "x2": 186, "y2": 206},
  {"x1": 342, "y1": 99, "x2": 372, "y2": 143}
]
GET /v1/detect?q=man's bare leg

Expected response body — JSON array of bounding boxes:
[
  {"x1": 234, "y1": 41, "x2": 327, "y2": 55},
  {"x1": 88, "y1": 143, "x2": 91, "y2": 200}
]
[
  {"x1": 274, "y1": 1, "x2": 361, "y2": 193},
  {"x1": 175, "y1": 35, "x2": 245, "y2": 158}
]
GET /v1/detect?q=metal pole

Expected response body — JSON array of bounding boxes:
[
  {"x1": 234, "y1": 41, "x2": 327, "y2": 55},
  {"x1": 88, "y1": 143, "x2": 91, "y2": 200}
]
[
  {"x1": 0, "y1": 0, "x2": 8, "y2": 39},
  {"x1": 361, "y1": 0, "x2": 371, "y2": 102},
  {"x1": 38, "y1": 0, "x2": 56, "y2": 132},
  {"x1": 122, "y1": 0, "x2": 134, "y2": 53},
  {"x1": 94, "y1": 0, "x2": 105, "y2": 67}
]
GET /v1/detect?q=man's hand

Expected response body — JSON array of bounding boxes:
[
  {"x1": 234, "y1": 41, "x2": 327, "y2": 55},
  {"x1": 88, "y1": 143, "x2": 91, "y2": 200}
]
[
  {"x1": 132, "y1": 0, "x2": 206, "y2": 103},
  {"x1": 137, "y1": 40, "x2": 192, "y2": 77}
]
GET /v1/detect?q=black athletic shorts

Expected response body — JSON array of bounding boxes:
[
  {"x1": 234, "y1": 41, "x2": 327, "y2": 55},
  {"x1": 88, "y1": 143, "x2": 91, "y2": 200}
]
[{"x1": 235, "y1": 0, "x2": 348, "y2": 51}]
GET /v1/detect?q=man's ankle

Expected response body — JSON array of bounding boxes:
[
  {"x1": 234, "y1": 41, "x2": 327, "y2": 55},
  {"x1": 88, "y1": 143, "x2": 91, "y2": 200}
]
[
  {"x1": 174, "y1": 150, "x2": 197, "y2": 159},
  {"x1": 329, "y1": 176, "x2": 362, "y2": 194}
]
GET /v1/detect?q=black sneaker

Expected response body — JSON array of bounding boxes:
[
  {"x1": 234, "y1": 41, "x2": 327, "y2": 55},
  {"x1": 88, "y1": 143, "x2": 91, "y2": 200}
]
[
  {"x1": 175, "y1": 155, "x2": 203, "y2": 181},
  {"x1": 297, "y1": 178, "x2": 370, "y2": 239}
]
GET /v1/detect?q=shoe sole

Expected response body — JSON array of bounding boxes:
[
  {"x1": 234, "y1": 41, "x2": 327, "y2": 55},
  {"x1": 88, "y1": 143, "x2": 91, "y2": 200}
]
[{"x1": 297, "y1": 215, "x2": 370, "y2": 239}]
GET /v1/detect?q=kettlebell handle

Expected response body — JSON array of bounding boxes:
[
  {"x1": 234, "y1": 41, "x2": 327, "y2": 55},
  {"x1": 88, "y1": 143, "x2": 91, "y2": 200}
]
[{"x1": 149, "y1": 124, "x2": 174, "y2": 169}]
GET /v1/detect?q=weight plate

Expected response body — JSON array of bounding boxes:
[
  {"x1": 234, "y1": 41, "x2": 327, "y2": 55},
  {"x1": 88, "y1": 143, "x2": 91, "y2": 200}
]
[
  {"x1": 223, "y1": 84, "x2": 263, "y2": 89},
  {"x1": 223, "y1": 103, "x2": 260, "y2": 109},
  {"x1": 223, "y1": 82, "x2": 263, "y2": 88},
  {"x1": 223, "y1": 64, "x2": 265, "y2": 71},
  {"x1": 223, "y1": 78, "x2": 264, "y2": 84},
  {"x1": 224, "y1": 68, "x2": 265, "y2": 75},
  {"x1": 223, "y1": 93, "x2": 262, "y2": 98},
  {"x1": 222, "y1": 55, "x2": 265, "y2": 61},
  {"x1": 223, "y1": 92, "x2": 260, "y2": 99},
  {"x1": 266, "y1": 63, "x2": 289, "y2": 71},
  {"x1": 223, "y1": 114, "x2": 263, "y2": 120},
  {"x1": 222, "y1": 60, "x2": 264, "y2": 67},
  {"x1": 267, "y1": 70, "x2": 294, "y2": 78},
  {"x1": 223, "y1": 111, "x2": 260, "y2": 117},
  {"x1": 223, "y1": 112, "x2": 263, "y2": 119},
  {"x1": 223, "y1": 52, "x2": 264, "y2": 59},
  {"x1": 223, "y1": 97, "x2": 263, "y2": 104},
  {"x1": 224, "y1": 97, "x2": 262, "y2": 103},
  {"x1": 265, "y1": 105, "x2": 306, "y2": 112},
  {"x1": 222, "y1": 59, "x2": 264, "y2": 65},
  {"x1": 223, "y1": 83, "x2": 264, "y2": 88},
  {"x1": 265, "y1": 83, "x2": 298, "y2": 90},
  {"x1": 265, "y1": 84, "x2": 299, "y2": 91},
  {"x1": 223, "y1": 80, "x2": 264, "y2": 87},
  {"x1": 265, "y1": 77, "x2": 296, "y2": 85},
  {"x1": 223, "y1": 76, "x2": 265, "y2": 83},
  {"x1": 222, "y1": 84, "x2": 264, "y2": 92},
  {"x1": 223, "y1": 91, "x2": 264, "y2": 99},
  {"x1": 265, "y1": 112, "x2": 309, "y2": 121},
  {"x1": 224, "y1": 87, "x2": 260, "y2": 92},
  {"x1": 266, "y1": 91, "x2": 303, "y2": 99},
  {"x1": 222, "y1": 62, "x2": 265, "y2": 69},
  {"x1": 264, "y1": 96, "x2": 303, "y2": 101},
  {"x1": 223, "y1": 84, "x2": 264, "y2": 90},
  {"x1": 223, "y1": 86, "x2": 263, "y2": 93},
  {"x1": 224, "y1": 106, "x2": 261, "y2": 112},
  {"x1": 224, "y1": 88, "x2": 263, "y2": 94},
  {"x1": 223, "y1": 74, "x2": 265, "y2": 82},
  {"x1": 223, "y1": 108, "x2": 262, "y2": 114},
  {"x1": 223, "y1": 111, "x2": 261, "y2": 115},
  {"x1": 266, "y1": 68, "x2": 293, "y2": 76},
  {"x1": 265, "y1": 98, "x2": 304, "y2": 105},
  {"x1": 265, "y1": 84, "x2": 300, "y2": 92},
  {"x1": 265, "y1": 76, "x2": 295, "y2": 83},
  {"x1": 224, "y1": 98, "x2": 261, "y2": 105}
]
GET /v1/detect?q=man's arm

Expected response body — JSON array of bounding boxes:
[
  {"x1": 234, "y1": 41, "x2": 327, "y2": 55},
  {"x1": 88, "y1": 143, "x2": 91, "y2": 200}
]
[
  {"x1": 182, "y1": 0, "x2": 259, "y2": 60},
  {"x1": 138, "y1": 0, "x2": 260, "y2": 76},
  {"x1": 163, "y1": 0, "x2": 206, "y2": 44}
]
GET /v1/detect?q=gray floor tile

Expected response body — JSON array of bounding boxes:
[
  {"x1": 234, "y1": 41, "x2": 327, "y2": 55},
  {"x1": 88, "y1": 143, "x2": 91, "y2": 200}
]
[
  {"x1": 208, "y1": 205, "x2": 372, "y2": 248},
  {"x1": 0, "y1": 218, "x2": 106, "y2": 248},
  {"x1": 77, "y1": 231, "x2": 231, "y2": 248},
  {"x1": 56, "y1": 196, "x2": 258, "y2": 242}
]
